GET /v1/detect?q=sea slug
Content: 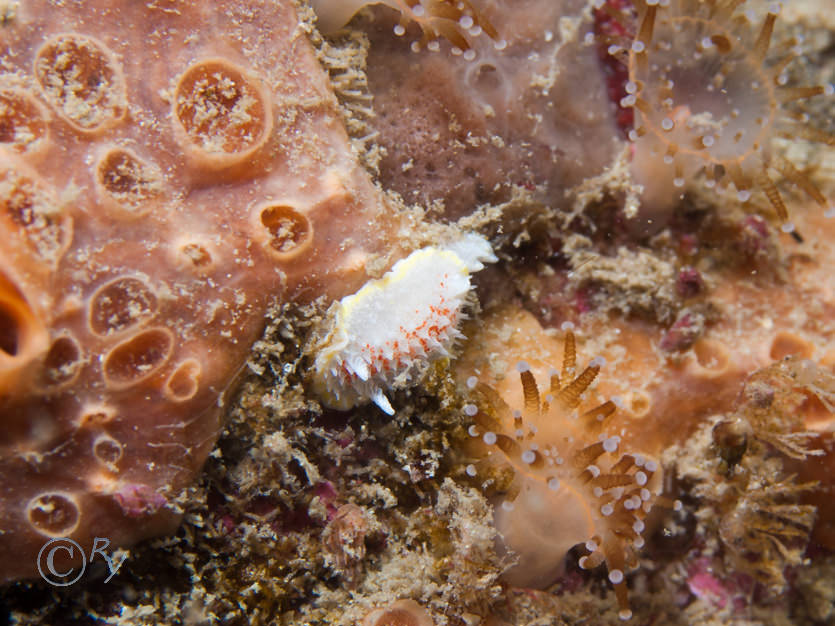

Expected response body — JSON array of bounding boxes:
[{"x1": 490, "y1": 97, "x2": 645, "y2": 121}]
[{"x1": 312, "y1": 233, "x2": 496, "y2": 415}]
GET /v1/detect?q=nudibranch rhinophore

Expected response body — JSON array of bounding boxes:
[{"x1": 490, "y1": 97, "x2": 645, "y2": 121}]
[{"x1": 312, "y1": 233, "x2": 496, "y2": 414}]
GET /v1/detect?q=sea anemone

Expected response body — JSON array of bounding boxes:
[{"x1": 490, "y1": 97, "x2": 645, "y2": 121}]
[
  {"x1": 615, "y1": 0, "x2": 834, "y2": 228},
  {"x1": 310, "y1": 0, "x2": 499, "y2": 53},
  {"x1": 464, "y1": 327, "x2": 670, "y2": 620}
]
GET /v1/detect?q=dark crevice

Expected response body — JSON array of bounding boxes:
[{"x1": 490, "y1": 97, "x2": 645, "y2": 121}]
[{"x1": 0, "y1": 304, "x2": 19, "y2": 356}]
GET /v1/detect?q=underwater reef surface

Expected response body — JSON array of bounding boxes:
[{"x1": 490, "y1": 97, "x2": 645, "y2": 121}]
[{"x1": 1, "y1": 0, "x2": 835, "y2": 624}]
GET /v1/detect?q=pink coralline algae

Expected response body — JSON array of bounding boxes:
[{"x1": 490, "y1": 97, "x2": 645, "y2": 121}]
[
  {"x1": 659, "y1": 312, "x2": 704, "y2": 353},
  {"x1": 686, "y1": 557, "x2": 750, "y2": 613},
  {"x1": 112, "y1": 484, "x2": 169, "y2": 518},
  {"x1": 675, "y1": 267, "x2": 704, "y2": 298}
]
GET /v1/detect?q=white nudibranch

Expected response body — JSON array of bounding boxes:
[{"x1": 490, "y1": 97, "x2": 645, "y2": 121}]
[{"x1": 312, "y1": 233, "x2": 496, "y2": 415}]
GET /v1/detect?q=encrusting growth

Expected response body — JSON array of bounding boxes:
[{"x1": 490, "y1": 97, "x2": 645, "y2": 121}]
[
  {"x1": 616, "y1": 0, "x2": 834, "y2": 227},
  {"x1": 668, "y1": 356, "x2": 831, "y2": 593},
  {"x1": 465, "y1": 328, "x2": 673, "y2": 620}
]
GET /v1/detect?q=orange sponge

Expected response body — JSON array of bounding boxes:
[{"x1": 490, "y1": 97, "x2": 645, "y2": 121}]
[{"x1": 0, "y1": 0, "x2": 401, "y2": 583}]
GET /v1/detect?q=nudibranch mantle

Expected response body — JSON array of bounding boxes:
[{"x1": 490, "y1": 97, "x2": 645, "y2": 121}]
[{"x1": 313, "y1": 233, "x2": 496, "y2": 414}]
